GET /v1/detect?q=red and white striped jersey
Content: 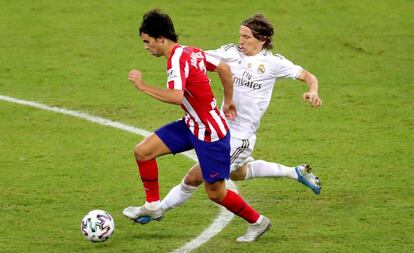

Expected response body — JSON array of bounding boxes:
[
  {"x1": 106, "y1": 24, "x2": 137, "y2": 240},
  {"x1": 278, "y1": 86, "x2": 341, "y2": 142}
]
[{"x1": 166, "y1": 44, "x2": 229, "y2": 142}]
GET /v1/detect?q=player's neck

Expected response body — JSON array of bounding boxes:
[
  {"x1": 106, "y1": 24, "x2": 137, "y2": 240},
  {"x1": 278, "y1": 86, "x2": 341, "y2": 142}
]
[
  {"x1": 245, "y1": 47, "x2": 263, "y2": 56},
  {"x1": 163, "y1": 41, "x2": 179, "y2": 58}
]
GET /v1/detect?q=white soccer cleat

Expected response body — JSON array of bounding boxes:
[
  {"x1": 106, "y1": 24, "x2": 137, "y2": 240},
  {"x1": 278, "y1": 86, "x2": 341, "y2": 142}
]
[
  {"x1": 236, "y1": 216, "x2": 272, "y2": 242},
  {"x1": 123, "y1": 205, "x2": 164, "y2": 224}
]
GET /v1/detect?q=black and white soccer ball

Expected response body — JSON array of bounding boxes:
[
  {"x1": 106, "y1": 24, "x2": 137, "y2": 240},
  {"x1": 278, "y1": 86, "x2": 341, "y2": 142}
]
[{"x1": 81, "y1": 210, "x2": 115, "y2": 242}]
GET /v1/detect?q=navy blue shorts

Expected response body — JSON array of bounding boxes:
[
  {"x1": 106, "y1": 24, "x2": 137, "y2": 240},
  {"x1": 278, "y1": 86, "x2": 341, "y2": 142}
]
[{"x1": 155, "y1": 119, "x2": 230, "y2": 183}]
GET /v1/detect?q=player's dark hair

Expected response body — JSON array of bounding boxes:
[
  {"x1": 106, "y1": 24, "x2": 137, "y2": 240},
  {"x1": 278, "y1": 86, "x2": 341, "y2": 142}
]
[
  {"x1": 139, "y1": 9, "x2": 178, "y2": 42},
  {"x1": 242, "y1": 14, "x2": 274, "y2": 49}
]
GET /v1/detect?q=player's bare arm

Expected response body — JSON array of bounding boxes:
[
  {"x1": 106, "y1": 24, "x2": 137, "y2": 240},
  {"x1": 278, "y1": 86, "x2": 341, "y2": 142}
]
[
  {"x1": 128, "y1": 69, "x2": 184, "y2": 105},
  {"x1": 213, "y1": 61, "x2": 237, "y2": 120},
  {"x1": 298, "y1": 69, "x2": 322, "y2": 108}
]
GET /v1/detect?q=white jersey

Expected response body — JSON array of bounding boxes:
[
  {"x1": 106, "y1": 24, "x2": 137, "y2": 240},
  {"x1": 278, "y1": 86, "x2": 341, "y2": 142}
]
[{"x1": 206, "y1": 44, "x2": 303, "y2": 139}]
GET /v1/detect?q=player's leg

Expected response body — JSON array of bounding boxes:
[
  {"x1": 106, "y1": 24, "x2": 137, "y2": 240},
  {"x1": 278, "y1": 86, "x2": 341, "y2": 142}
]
[
  {"x1": 123, "y1": 133, "x2": 170, "y2": 221},
  {"x1": 124, "y1": 120, "x2": 194, "y2": 222},
  {"x1": 195, "y1": 133, "x2": 271, "y2": 242},
  {"x1": 135, "y1": 164, "x2": 202, "y2": 225},
  {"x1": 233, "y1": 161, "x2": 321, "y2": 194},
  {"x1": 160, "y1": 134, "x2": 255, "y2": 212},
  {"x1": 233, "y1": 160, "x2": 298, "y2": 181},
  {"x1": 204, "y1": 180, "x2": 259, "y2": 222},
  {"x1": 230, "y1": 135, "x2": 296, "y2": 180},
  {"x1": 134, "y1": 133, "x2": 171, "y2": 204},
  {"x1": 229, "y1": 135, "x2": 321, "y2": 194},
  {"x1": 160, "y1": 164, "x2": 203, "y2": 212},
  {"x1": 203, "y1": 180, "x2": 271, "y2": 242}
]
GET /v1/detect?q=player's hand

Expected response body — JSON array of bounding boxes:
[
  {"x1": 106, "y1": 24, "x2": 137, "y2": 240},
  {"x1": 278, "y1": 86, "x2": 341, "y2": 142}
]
[
  {"x1": 303, "y1": 92, "x2": 322, "y2": 108},
  {"x1": 128, "y1": 69, "x2": 144, "y2": 90},
  {"x1": 223, "y1": 101, "x2": 237, "y2": 121}
]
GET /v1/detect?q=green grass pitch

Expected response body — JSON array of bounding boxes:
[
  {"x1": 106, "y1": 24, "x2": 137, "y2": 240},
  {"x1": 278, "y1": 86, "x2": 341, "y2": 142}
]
[{"x1": 0, "y1": 1, "x2": 413, "y2": 252}]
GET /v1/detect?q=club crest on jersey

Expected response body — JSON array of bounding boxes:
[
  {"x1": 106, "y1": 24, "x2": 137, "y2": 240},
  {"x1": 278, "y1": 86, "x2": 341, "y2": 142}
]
[
  {"x1": 167, "y1": 69, "x2": 177, "y2": 82},
  {"x1": 258, "y1": 64, "x2": 265, "y2": 74}
]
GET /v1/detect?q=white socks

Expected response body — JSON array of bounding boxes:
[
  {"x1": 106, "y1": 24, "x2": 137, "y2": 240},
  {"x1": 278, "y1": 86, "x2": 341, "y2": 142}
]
[
  {"x1": 161, "y1": 179, "x2": 199, "y2": 211},
  {"x1": 160, "y1": 161, "x2": 297, "y2": 212},
  {"x1": 245, "y1": 160, "x2": 298, "y2": 180}
]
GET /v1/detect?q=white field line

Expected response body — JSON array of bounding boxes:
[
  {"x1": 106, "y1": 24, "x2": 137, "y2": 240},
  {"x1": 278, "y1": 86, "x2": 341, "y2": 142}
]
[{"x1": 0, "y1": 94, "x2": 237, "y2": 253}]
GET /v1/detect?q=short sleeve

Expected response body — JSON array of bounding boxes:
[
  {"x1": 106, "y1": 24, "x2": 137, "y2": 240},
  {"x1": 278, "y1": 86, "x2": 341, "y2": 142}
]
[
  {"x1": 205, "y1": 43, "x2": 241, "y2": 63},
  {"x1": 273, "y1": 54, "x2": 303, "y2": 79},
  {"x1": 204, "y1": 53, "x2": 220, "y2": 71},
  {"x1": 167, "y1": 47, "x2": 187, "y2": 90}
]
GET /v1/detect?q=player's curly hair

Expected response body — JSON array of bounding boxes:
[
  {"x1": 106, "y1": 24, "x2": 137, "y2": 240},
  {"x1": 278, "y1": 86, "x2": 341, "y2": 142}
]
[
  {"x1": 242, "y1": 14, "x2": 274, "y2": 49},
  {"x1": 139, "y1": 9, "x2": 178, "y2": 42}
]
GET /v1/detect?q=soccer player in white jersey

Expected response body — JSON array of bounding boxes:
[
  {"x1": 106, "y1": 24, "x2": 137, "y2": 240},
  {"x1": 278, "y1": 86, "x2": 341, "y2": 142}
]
[
  {"x1": 123, "y1": 10, "x2": 271, "y2": 243},
  {"x1": 139, "y1": 13, "x2": 322, "y2": 242}
]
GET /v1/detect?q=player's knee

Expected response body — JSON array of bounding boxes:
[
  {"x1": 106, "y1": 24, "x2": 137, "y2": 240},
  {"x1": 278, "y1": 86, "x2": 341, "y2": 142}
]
[
  {"x1": 180, "y1": 178, "x2": 199, "y2": 193},
  {"x1": 206, "y1": 191, "x2": 223, "y2": 203},
  {"x1": 230, "y1": 170, "x2": 245, "y2": 181},
  {"x1": 184, "y1": 173, "x2": 202, "y2": 187},
  {"x1": 205, "y1": 184, "x2": 226, "y2": 203},
  {"x1": 134, "y1": 143, "x2": 152, "y2": 161},
  {"x1": 230, "y1": 165, "x2": 249, "y2": 181},
  {"x1": 184, "y1": 165, "x2": 203, "y2": 186}
]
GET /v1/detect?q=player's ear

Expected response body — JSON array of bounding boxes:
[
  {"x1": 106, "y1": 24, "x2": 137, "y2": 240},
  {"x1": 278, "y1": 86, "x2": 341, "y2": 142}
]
[{"x1": 260, "y1": 37, "x2": 267, "y2": 47}]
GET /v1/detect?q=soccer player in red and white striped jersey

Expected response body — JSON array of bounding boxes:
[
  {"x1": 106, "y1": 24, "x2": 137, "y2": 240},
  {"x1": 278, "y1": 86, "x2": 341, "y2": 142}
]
[
  {"x1": 167, "y1": 46, "x2": 229, "y2": 142},
  {"x1": 123, "y1": 9, "x2": 271, "y2": 242}
]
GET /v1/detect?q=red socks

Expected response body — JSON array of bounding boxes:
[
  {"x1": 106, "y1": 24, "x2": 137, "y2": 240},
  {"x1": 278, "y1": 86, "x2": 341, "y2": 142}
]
[
  {"x1": 136, "y1": 159, "x2": 260, "y2": 224},
  {"x1": 219, "y1": 189, "x2": 260, "y2": 223},
  {"x1": 136, "y1": 159, "x2": 159, "y2": 202}
]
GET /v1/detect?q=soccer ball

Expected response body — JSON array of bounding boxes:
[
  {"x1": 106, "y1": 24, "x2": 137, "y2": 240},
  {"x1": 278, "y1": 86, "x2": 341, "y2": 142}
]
[{"x1": 80, "y1": 210, "x2": 115, "y2": 242}]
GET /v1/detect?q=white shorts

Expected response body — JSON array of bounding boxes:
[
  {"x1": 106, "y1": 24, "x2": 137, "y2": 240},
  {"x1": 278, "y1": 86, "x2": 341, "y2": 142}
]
[{"x1": 229, "y1": 135, "x2": 256, "y2": 172}]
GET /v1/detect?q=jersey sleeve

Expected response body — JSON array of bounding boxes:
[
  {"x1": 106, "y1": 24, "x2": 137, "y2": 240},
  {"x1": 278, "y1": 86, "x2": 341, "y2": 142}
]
[
  {"x1": 167, "y1": 47, "x2": 188, "y2": 90},
  {"x1": 205, "y1": 43, "x2": 241, "y2": 63},
  {"x1": 204, "y1": 53, "x2": 220, "y2": 71},
  {"x1": 272, "y1": 54, "x2": 303, "y2": 79}
]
